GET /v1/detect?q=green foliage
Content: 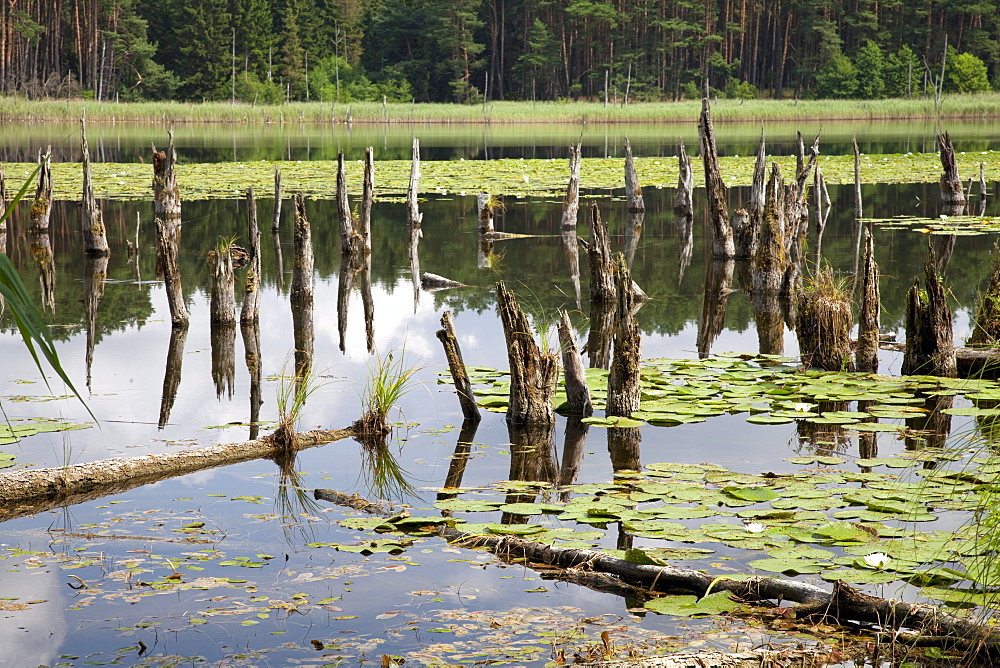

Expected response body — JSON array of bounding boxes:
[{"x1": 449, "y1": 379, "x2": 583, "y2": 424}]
[
  {"x1": 175, "y1": 0, "x2": 233, "y2": 100},
  {"x1": 355, "y1": 349, "x2": 420, "y2": 436},
  {"x1": 854, "y1": 41, "x2": 886, "y2": 99},
  {"x1": 884, "y1": 45, "x2": 921, "y2": 98},
  {"x1": 945, "y1": 51, "x2": 992, "y2": 94},
  {"x1": 725, "y1": 78, "x2": 758, "y2": 100},
  {"x1": 234, "y1": 72, "x2": 284, "y2": 105},
  {"x1": 308, "y1": 57, "x2": 411, "y2": 103},
  {"x1": 813, "y1": 52, "x2": 858, "y2": 99}
]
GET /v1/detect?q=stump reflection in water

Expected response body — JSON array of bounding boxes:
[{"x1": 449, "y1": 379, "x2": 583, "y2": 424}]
[
  {"x1": 503, "y1": 421, "x2": 557, "y2": 524},
  {"x1": 210, "y1": 322, "x2": 237, "y2": 399},
  {"x1": 697, "y1": 258, "x2": 734, "y2": 358},
  {"x1": 158, "y1": 325, "x2": 188, "y2": 428},
  {"x1": 83, "y1": 254, "x2": 108, "y2": 390}
]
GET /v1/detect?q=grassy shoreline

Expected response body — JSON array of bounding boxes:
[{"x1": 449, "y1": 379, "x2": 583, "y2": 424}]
[{"x1": 4, "y1": 94, "x2": 1000, "y2": 125}]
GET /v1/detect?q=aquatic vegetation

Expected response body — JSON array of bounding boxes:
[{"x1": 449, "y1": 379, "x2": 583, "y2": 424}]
[{"x1": 353, "y1": 349, "x2": 420, "y2": 437}]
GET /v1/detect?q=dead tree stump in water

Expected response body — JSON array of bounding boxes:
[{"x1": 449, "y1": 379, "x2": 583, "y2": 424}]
[
  {"x1": 29, "y1": 149, "x2": 52, "y2": 232},
  {"x1": 852, "y1": 136, "x2": 863, "y2": 219},
  {"x1": 673, "y1": 141, "x2": 693, "y2": 227},
  {"x1": 558, "y1": 310, "x2": 592, "y2": 417},
  {"x1": 291, "y1": 194, "x2": 314, "y2": 303},
  {"x1": 624, "y1": 138, "x2": 644, "y2": 212},
  {"x1": 496, "y1": 281, "x2": 559, "y2": 426},
  {"x1": 902, "y1": 243, "x2": 957, "y2": 377},
  {"x1": 208, "y1": 240, "x2": 237, "y2": 325},
  {"x1": 698, "y1": 98, "x2": 734, "y2": 259},
  {"x1": 336, "y1": 151, "x2": 360, "y2": 254},
  {"x1": 856, "y1": 228, "x2": 880, "y2": 373},
  {"x1": 938, "y1": 131, "x2": 966, "y2": 207},
  {"x1": 753, "y1": 163, "x2": 787, "y2": 295},
  {"x1": 241, "y1": 187, "x2": 262, "y2": 323},
  {"x1": 734, "y1": 131, "x2": 766, "y2": 259},
  {"x1": 359, "y1": 146, "x2": 374, "y2": 252},
  {"x1": 436, "y1": 311, "x2": 481, "y2": 422},
  {"x1": 153, "y1": 132, "x2": 181, "y2": 278},
  {"x1": 477, "y1": 192, "x2": 495, "y2": 233},
  {"x1": 969, "y1": 241, "x2": 1000, "y2": 347},
  {"x1": 408, "y1": 137, "x2": 422, "y2": 227},
  {"x1": 607, "y1": 255, "x2": 641, "y2": 418},
  {"x1": 271, "y1": 167, "x2": 283, "y2": 231},
  {"x1": 80, "y1": 120, "x2": 110, "y2": 255},
  {"x1": 561, "y1": 143, "x2": 582, "y2": 228},
  {"x1": 795, "y1": 266, "x2": 853, "y2": 371},
  {"x1": 589, "y1": 203, "x2": 616, "y2": 302},
  {"x1": 155, "y1": 217, "x2": 188, "y2": 327}
]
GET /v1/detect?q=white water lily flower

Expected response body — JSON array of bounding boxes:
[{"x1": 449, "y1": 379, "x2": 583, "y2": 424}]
[
  {"x1": 792, "y1": 402, "x2": 813, "y2": 413},
  {"x1": 864, "y1": 552, "x2": 891, "y2": 569},
  {"x1": 744, "y1": 522, "x2": 766, "y2": 534}
]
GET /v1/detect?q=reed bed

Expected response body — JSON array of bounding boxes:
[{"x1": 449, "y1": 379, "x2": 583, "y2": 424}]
[{"x1": 3, "y1": 94, "x2": 1000, "y2": 125}]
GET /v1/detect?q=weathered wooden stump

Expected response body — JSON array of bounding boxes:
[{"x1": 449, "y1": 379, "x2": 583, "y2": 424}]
[
  {"x1": 856, "y1": 228, "x2": 880, "y2": 373},
  {"x1": 624, "y1": 211, "x2": 643, "y2": 270},
  {"x1": 562, "y1": 227, "x2": 582, "y2": 308},
  {"x1": 155, "y1": 217, "x2": 188, "y2": 327},
  {"x1": 607, "y1": 255, "x2": 641, "y2": 418},
  {"x1": 623, "y1": 138, "x2": 644, "y2": 212},
  {"x1": 208, "y1": 239, "x2": 237, "y2": 325},
  {"x1": 80, "y1": 120, "x2": 109, "y2": 255},
  {"x1": 561, "y1": 143, "x2": 582, "y2": 228},
  {"x1": 29, "y1": 149, "x2": 52, "y2": 232},
  {"x1": 558, "y1": 310, "x2": 592, "y2": 417},
  {"x1": 358, "y1": 146, "x2": 374, "y2": 252},
  {"x1": 477, "y1": 192, "x2": 495, "y2": 233},
  {"x1": 589, "y1": 203, "x2": 615, "y2": 302},
  {"x1": 153, "y1": 131, "x2": 181, "y2": 278},
  {"x1": 408, "y1": 137, "x2": 422, "y2": 227},
  {"x1": 241, "y1": 187, "x2": 262, "y2": 324},
  {"x1": 698, "y1": 98, "x2": 734, "y2": 259},
  {"x1": 902, "y1": 243, "x2": 957, "y2": 377},
  {"x1": 796, "y1": 266, "x2": 853, "y2": 371},
  {"x1": 336, "y1": 151, "x2": 360, "y2": 255},
  {"x1": 271, "y1": 167, "x2": 283, "y2": 232},
  {"x1": 291, "y1": 193, "x2": 315, "y2": 380},
  {"x1": 496, "y1": 281, "x2": 559, "y2": 426},
  {"x1": 753, "y1": 163, "x2": 787, "y2": 295},
  {"x1": 852, "y1": 136, "x2": 863, "y2": 219},
  {"x1": 587, "y1": 300, "x2": 614, "y2": 370},
  {"x1": 938, "y1": 131, "x2": 966, "y2": 207},
  {"x1": 436, "y1": 311, "x2": 481, "y2": 422}
]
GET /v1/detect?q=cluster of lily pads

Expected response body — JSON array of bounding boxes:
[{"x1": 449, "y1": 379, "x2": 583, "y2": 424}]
[
  {"x1": 0, "y1": 417, "x2": 92, "y2": 468},
  {"x1": 866, "y1": 214, "x2": 1000, "y2": 236}
]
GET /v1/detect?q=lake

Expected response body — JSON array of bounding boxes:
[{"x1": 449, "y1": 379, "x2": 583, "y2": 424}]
[{"x1": 0, "y1": 121, "x2": 997, "y2": 666}]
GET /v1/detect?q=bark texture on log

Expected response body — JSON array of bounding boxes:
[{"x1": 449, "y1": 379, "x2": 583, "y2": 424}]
[
  {"x1": 902, "y1": 243, "x2": 957, "y2": 377},
  {"x1": 496, "y1": 281, "x2": 559, "y2": 426},
  {"x1": 80, "y1": 119, "x2": 109, "y2": 255},
  {"x1": 271, "y1": 167, "x2": 283, "y2": 231},
  {"x1": 0, "y1": 429, "x2": 352, "y2": 510},
  {"x1": 407, "y1": 137, "x2": 422, "y2": 227},
  {"x1": 698, "y1": 98, "x2": 734, "y2": 258},
  {"x1": 29, "y1": 149, "x2": 52, "y2": 232},
  {"x1": 558, "y1": 310, "x2": 592, "y2": 417},
  {"x1": 753, "y1": 163, "x2": 787, "y2": 295},
  {"x1": 938, "y1": 131, "x2": 966, "y2": 206},
  {"x1": 623, "y1": 137, "x2": 644, "y2": 212},
  {"x1": 856, "y1": 228, "x2": 880, "y2": 373},
  {"x1": 155, "y1": 217, "x2": 188, "y2": 326},
  {"x1": 436, "y1": 311, "x2": 481, "y2": 422},
  {"x1": 607, "y1": 255, "x2": 641, "y2": 417},
  {"x1": 561, "y1": 143, "x2": 582, "y2": 228},
  {"x1": 588, "y1": 203, "x2": 615, "y2": 303},
  {"x1": 241, "y1": 187, "x2": 262, "y2": 323},
  {"x1": 796, "y1": 265, "x2": 854, "y2": 371}
]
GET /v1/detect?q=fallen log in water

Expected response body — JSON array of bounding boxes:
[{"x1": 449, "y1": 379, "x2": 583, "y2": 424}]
[
  {"x1": 421, "y1": 272, "x2": 466, "y2": 289},
  {"x1": 0, "y1": 428, "x2": 353, "y2": 517}
]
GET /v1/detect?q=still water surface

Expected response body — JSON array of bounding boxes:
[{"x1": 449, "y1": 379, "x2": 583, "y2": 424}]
[{"x1": 0, "y1": 124, "x2": 996, "y2": 664}]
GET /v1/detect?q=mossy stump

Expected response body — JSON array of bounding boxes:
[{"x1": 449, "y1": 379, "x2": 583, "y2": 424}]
[
  {"x1": 969, "y1": 242, "x2": 1000, "y2": 347},
  {"x1": 795, "y1": 266, "x2": 854, "y2": 372}
]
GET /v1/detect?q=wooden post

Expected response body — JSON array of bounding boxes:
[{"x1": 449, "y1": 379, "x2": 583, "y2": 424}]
[
  {"x1": 208, "y1": 239, "x2": 237, "y2": 325},
  {"x1": 271, "y1": 167, "x2": 283, "y2": 231},
  {"x1": 969, "y1": 241, "x2": 1000, "y2": 347},
  {"x1": 496, "y1": 281, "x2": 559, "y2": 426},
  {"x1": 561, "y1": 143, "x2": 582, "y2": 228},
  {"x1": 753, "y1": 163, "x2": 787, "y2": 295},
  {"x1": 359, "y1": 146, "x2": 374, "y2": 251},
  {"x1": 436, "y1": 311, "x2": 481, "y2": 422},
  {"x1": 158, "y1": 324, "x2": 188, "y2": 429},
  {"x1": 336, "y1": 151, "x2": 358, "y2": 254},
  {"x1": 698, "y1": 98, "x2": 734, "y2": 258},
  {"x1": 155, "y1": 217, "x2": 188, "y2": 327},
  {"x1": 938, "y1": 131, "x2": 966, "y2": 207},
  {"x1": 477, "y1": 192, "x2": 495, "y2": 233},
  {"x1": 589, "y1": 203, "x2": 616, "y2": 302},
  {"x1": 696, "y1": 259, "x2": 735, "y2": 357},
  {"x1": 291, "y1": 193, "x2": 314, "y2": 303},
  {"x1": 241, "y1": 187, "x2": 261, "y2": 324},
  {"x1": 607, "y1": 255, "x2": 641, "y2": 417},
  {"x1": 408, "y1": 137, "x2": 422, "y2": 227},
  {"x1": 80, "y1": 119, "x2": 110, "y2": 255},
  {"x1": 852, "y1": 136, "x2": 863, "y2": 220},
  {"x1": 29, "y1": 148, "x2": 52, "y2": 232},
  {"x1": 624, "y1": 138, "x2": 644, "y2": 212},
  {"x1": 795, "y1": 265, "x2": 853, "y2": 371},
  {"x1": 558, "y1": 310, "x2": 592, "y2": 417},
  {"x1": 856, "y1": 228, "x2": 880, "y2": 373},
  {"x1": 902, "y1": 242, "x2": 957, "y2": 378}
]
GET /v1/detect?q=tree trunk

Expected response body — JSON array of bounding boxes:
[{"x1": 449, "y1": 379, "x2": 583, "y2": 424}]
[
  {"x1": 852, "y1": 136, "x2": 863, "y2": 219},
  {"x1": 153, "y1": 131, "x2": 181, "y2": 278},
  {"x1": 336, "y1": 151, "x2": 358, "y2": 254},
  {"x1": 496, "y1": 281, "x2": 559, "y2": 426},
  {"x1": 795, "y1": 265, "x2": 853, "y2": 371},
  {"x1": 588, "y1": 203, "x2": 615, "y2": 302},
  {"x1": 270, "y1": 167, "x2": 283, "y2": 231},
  {"x1": 241, "y1": 187, "x2": 261, "y2": 323},
  {"x1": 623, "y1": 137, "x2": 644, "y2": 212},
  {"x1": 408, "y1": 137, "x2": 422, "y2": 227},
  {"x1": 560, "y1": 143, "x2": 582, "y2": 228},
  {"x1": 155, "y1": 218, "x2": 188, "y2": 327},
  {"x1": 291, "y1": 194, "x2": 314, "y2": 380},
  {"x1": 208, "y1": 242, "x2": 237, "y2": 325},
  {"x1": 607, "y1": 255, "x2": 641, "y2": 418},
  {"x1": 673, "y1": 141, "x2": 693, "y2": 227},
  {"x1": 753, "y1": 163, "x2": 786, "y2": 295},
  {"x1": 902, "y1": 242, "x2": 957, "y2": 377},
  {"x1": 80, "y1": 119, "x2": 109, "y2": 255},
  {"x1": 477, "y1": 192, "x2": 494, "y2": 233},
  {"x1": 436, "y1": 311, "x2": 481, "y2": 422},
  {"x1": 698, "y1": 98, "x2": 734, "y2": 258},
  {"x1": 359, "y1": 146, "x2": 374, "y2": 252},
  {"x1": 938, "y1": 131, "x2": 966, "y2": 206},
  {"x1": 856, "y1": 228, "x2": 880, "y2": 372},
  {"x1": 558, "y1": 310, "x2": 592, "y2": 417},
  {"x1": 587, "y1": 300, "x2": 615, "y2": 370},
  {"x1": 29, "y1": 149, "x2": 52, "y2": 232}
]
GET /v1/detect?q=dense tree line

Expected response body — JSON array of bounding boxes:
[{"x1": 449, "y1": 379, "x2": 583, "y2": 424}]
[{"x1": 1, "y1": 0, "x2": 997, "y2": 103}]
